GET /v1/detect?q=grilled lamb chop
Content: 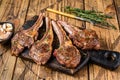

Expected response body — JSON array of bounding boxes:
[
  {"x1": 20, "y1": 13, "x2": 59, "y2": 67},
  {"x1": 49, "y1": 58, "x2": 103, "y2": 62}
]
[
  {"x1": 51, "y1": 20, "x2": 81, "y2": 68},
  {"x1": 11, "y1": 13, "x2": 44, "y2": 56},
  {"x1": 29, "y1": 17, "x2": 53, "y2": 65},
  {"x1": 58, "y1": 21, "x2": 100, "y2": 50}
]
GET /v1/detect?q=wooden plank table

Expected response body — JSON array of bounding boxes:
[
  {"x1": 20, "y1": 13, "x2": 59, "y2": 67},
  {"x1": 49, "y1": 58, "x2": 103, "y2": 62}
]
[{"x1": 0, "y1": 0, "x2": 120, "y2": 80}]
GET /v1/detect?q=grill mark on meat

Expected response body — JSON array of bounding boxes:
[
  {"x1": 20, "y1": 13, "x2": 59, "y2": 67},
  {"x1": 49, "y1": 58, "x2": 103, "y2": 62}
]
[
  {"x1": 29, "y1": 17, "x2": 53, "y2": 65},
  {"x1": 58, "y1": 21, "x2": 100, "y2": 50},
  {"x1": 52, "y1": 21, "x2": 81, "y2": 68},
  {"x1": 11, "y1": 13, "x2": 44, "y2": 56}
]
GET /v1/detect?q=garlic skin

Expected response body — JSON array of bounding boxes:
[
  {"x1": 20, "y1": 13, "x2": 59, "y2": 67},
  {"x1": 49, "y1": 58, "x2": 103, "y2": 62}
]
[
  {"x1": 0, "y1": 32, "x2": 12, "y2": 40},
  {"x1": 0, "y1": 22, "x2": 13, "y2": 43}
]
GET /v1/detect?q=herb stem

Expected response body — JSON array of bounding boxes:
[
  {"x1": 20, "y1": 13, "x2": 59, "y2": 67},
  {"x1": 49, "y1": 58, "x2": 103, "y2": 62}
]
[{"x1": 65, "y1": 6, "x2": 116, "y2": 29}]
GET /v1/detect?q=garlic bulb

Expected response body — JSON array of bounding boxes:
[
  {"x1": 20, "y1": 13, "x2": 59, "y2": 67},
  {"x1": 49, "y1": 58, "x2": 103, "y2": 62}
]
[{"x1": 0, "y1": 22, "x2": 13, "y2": 43}]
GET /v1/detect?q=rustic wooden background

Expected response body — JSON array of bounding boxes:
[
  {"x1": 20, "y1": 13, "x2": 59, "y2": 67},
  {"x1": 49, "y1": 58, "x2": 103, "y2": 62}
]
[{"x1": 0, "y1": 0, "x2": 120, "y2": 80}]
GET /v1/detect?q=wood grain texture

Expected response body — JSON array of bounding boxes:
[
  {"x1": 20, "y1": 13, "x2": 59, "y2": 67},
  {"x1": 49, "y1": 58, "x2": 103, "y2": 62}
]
[
  {"x1": 0, "y1": 0, "x2": 30, "y2": 80},
  {"x1": 0, "y1": 0, "x2": 120, "y2": 80},
  {"x1": 114, "y1": 0, "x2": 120, "y2": 29},
  {"x1": 85, "y1": 0, "x2": 120, "y2": 80}
]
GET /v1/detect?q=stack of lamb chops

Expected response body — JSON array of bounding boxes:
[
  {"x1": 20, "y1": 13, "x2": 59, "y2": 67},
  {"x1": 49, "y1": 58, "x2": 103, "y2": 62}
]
[{"x1": 11, "y1": 13, "x2": 100, "y2": 68}]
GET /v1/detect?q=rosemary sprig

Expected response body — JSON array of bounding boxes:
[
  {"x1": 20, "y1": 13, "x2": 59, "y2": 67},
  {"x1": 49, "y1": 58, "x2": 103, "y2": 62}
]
[{"x1": 64, "y1": 6, "x2": 116, "y2": 29}]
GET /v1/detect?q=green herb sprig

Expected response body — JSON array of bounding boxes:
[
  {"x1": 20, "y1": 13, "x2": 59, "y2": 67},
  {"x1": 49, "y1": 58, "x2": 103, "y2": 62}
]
[{"x1": 64, "y1": 6, "x2": 116, "y2": 29}]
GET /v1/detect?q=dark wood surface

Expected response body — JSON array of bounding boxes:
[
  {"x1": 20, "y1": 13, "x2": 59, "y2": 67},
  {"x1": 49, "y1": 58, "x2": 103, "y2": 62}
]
[{"x1": 0, "y1": 0, "x2": 120, "y2": 80}]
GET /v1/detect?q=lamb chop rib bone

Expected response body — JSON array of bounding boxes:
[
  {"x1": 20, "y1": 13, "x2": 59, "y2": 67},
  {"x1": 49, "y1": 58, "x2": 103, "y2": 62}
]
[
  {"x1": 11, "y1": 13, "x2": 44, "y2": 56},
  {"x1": 23, "y1": 13, "x2": 44, "y2": 39},
  {"x1": 29, "y1": 17, "x2": 53, "y2": 65},
  {"x1": 58, "y1": 21, "x2": 100, "y2": 50},
  {"x1": 52, "y1": 21, "x2": 81, "y2": 68}
]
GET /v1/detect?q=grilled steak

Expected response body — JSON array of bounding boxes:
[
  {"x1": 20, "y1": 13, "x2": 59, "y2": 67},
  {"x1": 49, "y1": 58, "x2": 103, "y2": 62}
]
[
  {"x1": 52, "y1": 21, "x2": 81, "y2": 68},
  {"x1": 11, "y1": 13, "x2": 44, "y2": 56},
  {"x1": 29, "y1": 17, "x2": 53, "y2": 65},
  {"x1": 58, "y1": 21, "x2": 100, "y2": 50}
]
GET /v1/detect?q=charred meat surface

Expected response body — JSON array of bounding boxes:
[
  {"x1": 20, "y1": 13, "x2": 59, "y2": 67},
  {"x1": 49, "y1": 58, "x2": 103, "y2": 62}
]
[
  {"x1": 29, "y1": 17, "x2": 53, "y2": 65},
  {"x1": 11, "y1": 13, "x2": 44, "y2": 56},
  {"x1": 52, "y1": 21, "x2": 81, "y2": 68},
  {"x1": 58, "y1": 21, "x2": 100, "y2": 50}
]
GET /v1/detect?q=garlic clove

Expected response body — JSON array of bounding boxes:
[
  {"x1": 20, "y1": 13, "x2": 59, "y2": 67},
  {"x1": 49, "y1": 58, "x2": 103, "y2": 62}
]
[
  {"x1": 2, "y1": 23, "x2": 7, "y2": 30},
  {"x1": 6, "y1": 23, "x2": 13, "y2": 32},
  {"x1": 0, "y1": 22, "x2": 13, "y2": 43},
  {"x1": 0, "y1": 32, "x2": 12, "y2": 40},
  {"x1": 3, "y1": 30, "x2": 6, "y2": 34},
  {"x1": 0, "y1": 27, "x2": 4, "y2": 32}
]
